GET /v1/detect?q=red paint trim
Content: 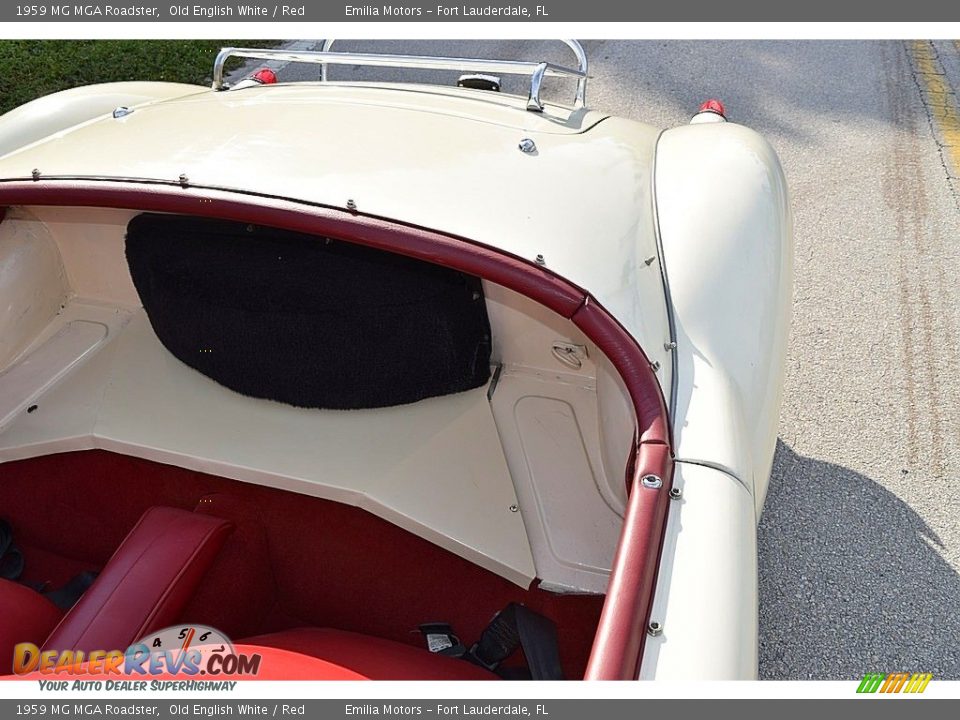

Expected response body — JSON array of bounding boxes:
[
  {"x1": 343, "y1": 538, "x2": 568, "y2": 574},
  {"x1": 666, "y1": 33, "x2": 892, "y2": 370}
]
[
  {"x1": 0, "y1": 183, "x2": 584, "y2": 320},
  {"x1": 571, "y1": 301, "x2": 670, "y2": 447},
  {"x1": 584, "y1": 442, "x2": 673, "y2": 680},
  {"x1": 0, "y1": 180, "x2": 675, "y2": 679}
]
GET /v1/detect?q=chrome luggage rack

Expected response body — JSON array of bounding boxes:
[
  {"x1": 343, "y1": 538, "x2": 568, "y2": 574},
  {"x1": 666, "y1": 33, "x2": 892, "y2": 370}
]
[{"x1": 211, "y1": 40, "x2": 588, "y2": 112}]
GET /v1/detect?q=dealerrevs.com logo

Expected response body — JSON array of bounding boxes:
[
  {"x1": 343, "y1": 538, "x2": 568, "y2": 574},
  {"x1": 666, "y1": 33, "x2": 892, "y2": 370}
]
[
  {"x1": 13, "y1": 625, "x2": 261, "y2": 690},
  {"x1": 856, "y1": 673, "x2": 933, "y2": 694}
]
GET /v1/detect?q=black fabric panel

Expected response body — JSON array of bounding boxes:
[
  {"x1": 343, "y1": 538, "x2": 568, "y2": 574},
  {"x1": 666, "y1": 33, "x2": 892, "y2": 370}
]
[{"x1": 125, "y1": 213, "x2": 492, "y2": 409}]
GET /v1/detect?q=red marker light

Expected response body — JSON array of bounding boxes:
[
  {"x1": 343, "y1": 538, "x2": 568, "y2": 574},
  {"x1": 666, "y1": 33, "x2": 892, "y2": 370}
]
[
  {"x1": 698, "y1": 99, "x2": 726, "y2": 117},
  {"x1": 251, "y1": 68, "x2": 278, "y2": 85}
]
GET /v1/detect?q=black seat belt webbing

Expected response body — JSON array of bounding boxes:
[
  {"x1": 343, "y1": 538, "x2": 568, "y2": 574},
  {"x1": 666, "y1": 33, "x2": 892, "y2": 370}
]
[{"x1": 469, "y1": 603, "x2": 564, "y2": 680}]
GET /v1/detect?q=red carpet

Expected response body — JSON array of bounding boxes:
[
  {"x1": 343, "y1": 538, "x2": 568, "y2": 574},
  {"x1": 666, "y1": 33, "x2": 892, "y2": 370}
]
[{"x1": 0, "y1": 450, "x2": 603, "y2": 678}]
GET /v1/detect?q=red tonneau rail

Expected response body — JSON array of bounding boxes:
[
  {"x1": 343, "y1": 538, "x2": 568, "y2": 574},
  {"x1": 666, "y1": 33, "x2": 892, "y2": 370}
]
[{"x1": 0, "y1": 180, "x2": 674, "y2": 680}]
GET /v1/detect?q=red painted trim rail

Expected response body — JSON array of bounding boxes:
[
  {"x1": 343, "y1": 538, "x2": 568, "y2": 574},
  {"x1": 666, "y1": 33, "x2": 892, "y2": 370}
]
[{"x1": 0, "y1": 180, "x2": 675, "y2": 679}]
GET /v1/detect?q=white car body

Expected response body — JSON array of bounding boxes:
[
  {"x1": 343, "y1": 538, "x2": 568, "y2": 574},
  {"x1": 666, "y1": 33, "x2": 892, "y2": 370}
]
[{"x1": 0, "y1": 42, "x2": 792, "y2": 680}]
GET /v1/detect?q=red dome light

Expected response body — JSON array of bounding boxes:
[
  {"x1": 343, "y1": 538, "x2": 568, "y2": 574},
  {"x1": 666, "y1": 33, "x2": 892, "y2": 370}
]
[
  {"x1": 698, "y1": 99, "x2": 726, "y2": 117},
  {"x1": 251, "y1": 68, "x2": 278, "y2": 85}
]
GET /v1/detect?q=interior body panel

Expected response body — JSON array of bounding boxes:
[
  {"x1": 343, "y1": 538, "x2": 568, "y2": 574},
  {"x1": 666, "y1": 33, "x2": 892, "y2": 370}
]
[{"x1": 0, "y1": 205, "x2": 636, "y2": 595}]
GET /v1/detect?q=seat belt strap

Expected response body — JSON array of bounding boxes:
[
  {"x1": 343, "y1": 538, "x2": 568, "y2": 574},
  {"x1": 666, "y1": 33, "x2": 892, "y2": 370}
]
[
  {"x1": 469, "y1": 603, "x2": 564, "y2": 680},
  {"x1": 0, "y1": 518, "x2": 24, "y2": 581}
]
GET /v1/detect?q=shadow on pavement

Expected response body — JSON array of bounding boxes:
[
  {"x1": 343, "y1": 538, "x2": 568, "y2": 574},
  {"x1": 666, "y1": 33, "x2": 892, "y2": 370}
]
[{"x1": 758, "y1": 439, "x2": 960, "y2": 679}]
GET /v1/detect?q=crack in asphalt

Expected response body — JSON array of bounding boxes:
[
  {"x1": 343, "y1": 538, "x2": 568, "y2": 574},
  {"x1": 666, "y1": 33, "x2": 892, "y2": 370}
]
[{"x1": 906, "y1": 40, "x2": 960, "y2": 213}]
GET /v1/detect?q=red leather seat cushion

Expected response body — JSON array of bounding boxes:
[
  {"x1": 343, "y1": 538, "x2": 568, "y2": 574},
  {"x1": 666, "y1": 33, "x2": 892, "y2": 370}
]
[
  {"x1": 43, "y1": 507, "x2": 232, "y2": 654},
  {"x1": 0, "y1": 580, "x2": 63, "y2": 673},
  {"x1": 242, "y1": 628, "x2": 497, "y2": 680}
]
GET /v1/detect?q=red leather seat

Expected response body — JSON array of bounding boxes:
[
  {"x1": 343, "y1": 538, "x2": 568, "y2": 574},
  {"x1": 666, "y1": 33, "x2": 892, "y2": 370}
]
[
  {"x1": 43, "y1": 507, "x2": 232, "y2": 654},
  {"x1": 1, "y1": 506, "x2": 231, "y2": 676},
  {"x1": 242, "y1": 628, "x2": 497, "y2": 680},
  {"x1": 0, "y1": 579, "x2": 63, "y2": 674}
]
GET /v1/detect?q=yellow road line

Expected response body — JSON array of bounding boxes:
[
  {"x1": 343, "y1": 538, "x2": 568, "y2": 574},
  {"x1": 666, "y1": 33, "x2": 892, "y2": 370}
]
[{"x1": 910, "y1": 41, "x2": 960, "y2": 175}]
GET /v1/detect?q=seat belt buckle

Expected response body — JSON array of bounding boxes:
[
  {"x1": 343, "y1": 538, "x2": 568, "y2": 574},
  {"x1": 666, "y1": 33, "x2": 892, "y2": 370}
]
[
  {"x1": 418, "y1": 623, "x2": 467, "y2": 658},
  {"x1": 466, "y1": 642, "x2": 502, "y2": 672}
]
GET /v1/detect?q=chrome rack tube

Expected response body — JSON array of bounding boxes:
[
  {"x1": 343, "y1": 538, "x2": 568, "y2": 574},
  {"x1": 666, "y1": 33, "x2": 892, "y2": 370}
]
[{"x1": 213, "y1": 41, "x2": 589, "y2": 111}]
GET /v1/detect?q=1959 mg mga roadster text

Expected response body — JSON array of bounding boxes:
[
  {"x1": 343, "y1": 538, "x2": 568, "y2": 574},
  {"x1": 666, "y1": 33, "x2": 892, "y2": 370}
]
[{"x1": 0, "y1": 41, "x2": 792, "y2": 681}]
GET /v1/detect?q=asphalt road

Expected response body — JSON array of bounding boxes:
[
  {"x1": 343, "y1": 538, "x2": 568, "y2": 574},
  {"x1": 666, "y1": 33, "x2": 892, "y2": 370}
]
[{"x1": 260, "y1": 40, "x2": 960, "y2": 680}]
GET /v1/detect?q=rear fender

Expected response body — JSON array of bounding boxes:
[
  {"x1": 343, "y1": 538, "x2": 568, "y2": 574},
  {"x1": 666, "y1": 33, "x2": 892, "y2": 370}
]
[{"x1": 654, "y1": 121, "x2": 793, "y2": 515}]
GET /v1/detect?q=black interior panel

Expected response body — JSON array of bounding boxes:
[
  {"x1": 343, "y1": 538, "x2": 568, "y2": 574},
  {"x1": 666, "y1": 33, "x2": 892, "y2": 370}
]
[{"x1": 125, "y1": 213, "x2": 492, "y2": 409}]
